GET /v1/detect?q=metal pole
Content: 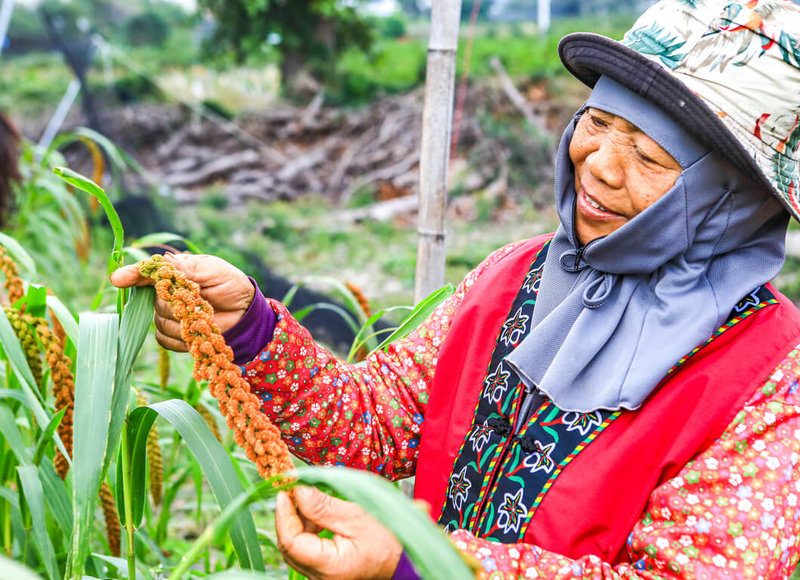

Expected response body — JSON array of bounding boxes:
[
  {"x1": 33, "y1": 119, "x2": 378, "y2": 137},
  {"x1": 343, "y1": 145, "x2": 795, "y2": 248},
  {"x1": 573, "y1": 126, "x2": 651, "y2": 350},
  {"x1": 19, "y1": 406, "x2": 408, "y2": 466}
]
[
  {"x1": 0, "y1": 0, "x2": 16, "y2": 58},
  {"x1": 38, "y1": 79, "x2": 82, "y2": 153},
  {"x1": 414, "y1": 0, "x2": 462, "y2": 304}
]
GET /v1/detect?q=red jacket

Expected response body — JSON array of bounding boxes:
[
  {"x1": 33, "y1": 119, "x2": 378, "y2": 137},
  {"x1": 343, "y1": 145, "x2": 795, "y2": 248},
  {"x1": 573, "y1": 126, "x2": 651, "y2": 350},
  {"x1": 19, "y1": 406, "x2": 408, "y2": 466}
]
[{"x1": 415, "y1": 235, "x2": 800, "y2": 563}]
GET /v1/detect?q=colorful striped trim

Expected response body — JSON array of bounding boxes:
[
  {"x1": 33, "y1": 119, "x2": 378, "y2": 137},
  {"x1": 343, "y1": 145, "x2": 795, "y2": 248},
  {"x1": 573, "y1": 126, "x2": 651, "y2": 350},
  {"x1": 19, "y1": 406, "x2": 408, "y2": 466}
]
[
  {"x1": 517, "y1": 410, "x2": 622, "y2": 540},
  {"x1": 440, "y1": 240, "x2": 551, "y2": 529},
  {"x1": 666, "y1": 298, "x2": 778, "y2": 375}
]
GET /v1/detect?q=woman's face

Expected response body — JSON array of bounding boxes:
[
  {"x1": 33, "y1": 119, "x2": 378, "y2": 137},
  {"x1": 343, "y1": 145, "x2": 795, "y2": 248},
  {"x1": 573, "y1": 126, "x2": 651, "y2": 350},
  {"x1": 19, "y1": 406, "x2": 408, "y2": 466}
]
[{"x1": 569, "y1": 107, "x2": 682, "y2": 245}]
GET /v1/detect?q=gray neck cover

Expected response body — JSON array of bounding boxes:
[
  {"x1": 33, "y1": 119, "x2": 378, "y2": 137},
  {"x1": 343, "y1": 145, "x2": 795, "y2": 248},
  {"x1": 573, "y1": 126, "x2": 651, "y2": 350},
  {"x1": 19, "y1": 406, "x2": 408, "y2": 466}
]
[{"x1": 505, "y1": 76, "x2": 788, "y2": 412}]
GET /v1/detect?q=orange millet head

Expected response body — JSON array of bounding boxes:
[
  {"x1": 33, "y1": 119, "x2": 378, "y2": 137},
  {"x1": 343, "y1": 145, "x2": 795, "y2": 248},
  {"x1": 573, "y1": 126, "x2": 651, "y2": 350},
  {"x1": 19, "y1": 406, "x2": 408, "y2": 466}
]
[{"x1": 139, "y1": 256, "x2": 294, "y2": 479}]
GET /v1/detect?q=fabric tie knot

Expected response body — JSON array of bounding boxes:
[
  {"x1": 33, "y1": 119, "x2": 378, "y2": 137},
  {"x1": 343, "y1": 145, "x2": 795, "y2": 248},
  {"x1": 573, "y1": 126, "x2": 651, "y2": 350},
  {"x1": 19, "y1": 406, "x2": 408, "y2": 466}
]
[
  {"x1": 559, "y1": 248, "x2": 589, "y2": 273},
  {"x1": 582, "y1": 273, "x2": 617, "y2": 309}
]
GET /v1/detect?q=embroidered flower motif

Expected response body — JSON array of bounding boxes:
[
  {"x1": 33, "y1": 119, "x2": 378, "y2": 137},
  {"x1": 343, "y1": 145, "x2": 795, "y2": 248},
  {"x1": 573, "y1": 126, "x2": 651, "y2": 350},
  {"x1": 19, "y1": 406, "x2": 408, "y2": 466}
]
[
  {"x1": 484, "y1": 366, "x2": 512, "y2": 404},
  {"x1": 521, "y1": 265, "x2": 543, "y2": 294},
  {"x1": 469, "y1": 423, "x2": 492, "y2": 453},
  {"x1": 499, "y1": 307, "x2": 530, "y2": 347},
  {"x1": 562, "y1": 411, "x2": 604, "y2": 436},
  {"x1": 522, "y1": 439, "x2": 556, "y2": 474},
  {"x1": 448, "y1": 466, "x2": 472, "y2": 512},
  {"x1": 497, "y1": 487, "x2": 528, "y2": 535}
]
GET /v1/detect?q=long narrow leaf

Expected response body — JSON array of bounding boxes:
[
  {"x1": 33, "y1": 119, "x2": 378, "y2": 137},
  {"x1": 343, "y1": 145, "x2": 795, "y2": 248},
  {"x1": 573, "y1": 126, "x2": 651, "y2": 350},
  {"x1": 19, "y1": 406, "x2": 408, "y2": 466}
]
[
  {"x1": 207, "y1": 571, "x2": 283, "y2": 579},
  {"x1": 130, "y1": 232, "x2": 203, "y2": 254},
  {"x1": 0, "y1": 487, "x2": 26, "y2": 552},
  {"x1": 292, "y1": 303, "x2": 361, "y2": 337},
  {"x1": 0, "y1": 554, "x2": 42, "y2": 580},
  {"x1": 18, "y1": 465, "x2": 60, "y2": 580},
  {"x1": 0, "y1": 308, "x2": 51, "y2": 424},
  {"x1": 374, "y1": 285, "x2": 456, "y2": 353},
  {"x1": 51, "y1": 128, "x2": 128, "y2": 171},
  {"x1": 53, "y1": 167, "x2": 124, "y2": 269},
  {"x1": 32, "y1": 408, "x2": 66, "y2": 466},
  {"x1": 293, "y1": 466, "x2": 474, "y2": 579},
  {"x1": 66, "y1": 313, "x2": 119, "y2": 580},
  {"x1": 0, "y1": 231, "x2": 38, "y2": 276},
  {"x1": 39, "y1": 460, "x2": 73, "y2": 538},
  {"x1": 0, "y1": 405, "x2": 32, "y2": 465},
  {"x1": 118, "y1": 408, "x2": 158, "y2": 527},
  {"x1": 166, "y1": 478, "x2": 285, "y2": 580},
  {"x1": 45, "y1": 295, "x2": 79, "y2": 346},
  {"x1": 346, "y1": 305, "x2": 411, "y2": 363},
  {"x1": 104, "y1": 287, "x2": 155, "y2": 477},
  {"x1": 135, "y1": 400, "x2": 265, "y2": 571},
  {"x1": 0, "y1": 389, "x2": 28, "y2": 405}
]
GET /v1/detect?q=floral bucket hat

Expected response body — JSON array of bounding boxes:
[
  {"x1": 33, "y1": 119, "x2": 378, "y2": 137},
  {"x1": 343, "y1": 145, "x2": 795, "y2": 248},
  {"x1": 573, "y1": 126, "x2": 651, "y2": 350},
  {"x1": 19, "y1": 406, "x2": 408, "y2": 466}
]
[{"x1": 559, "y1": 0, "x2": 800, "y2": 221}]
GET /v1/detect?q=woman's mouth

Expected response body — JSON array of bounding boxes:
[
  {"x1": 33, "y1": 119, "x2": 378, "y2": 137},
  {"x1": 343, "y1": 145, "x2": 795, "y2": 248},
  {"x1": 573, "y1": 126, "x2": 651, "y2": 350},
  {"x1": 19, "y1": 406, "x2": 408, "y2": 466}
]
[{"x1": 577, "y1": 189, "x2": 621, "y2": 219}]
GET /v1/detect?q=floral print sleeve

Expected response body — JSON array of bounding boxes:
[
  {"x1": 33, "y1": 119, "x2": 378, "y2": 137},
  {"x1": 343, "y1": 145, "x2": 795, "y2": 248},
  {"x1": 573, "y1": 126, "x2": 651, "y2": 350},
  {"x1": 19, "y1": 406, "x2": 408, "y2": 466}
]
[
  {"x1": 448, "y1": 346, "x2": 800, "y2": 579},
  {"x1": 241, "y1": 242, "x2": 525, "y2": 481}
]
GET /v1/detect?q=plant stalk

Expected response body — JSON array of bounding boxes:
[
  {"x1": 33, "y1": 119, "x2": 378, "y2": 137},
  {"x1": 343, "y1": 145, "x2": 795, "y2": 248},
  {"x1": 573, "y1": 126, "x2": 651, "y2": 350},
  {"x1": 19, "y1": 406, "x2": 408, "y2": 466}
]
[
  {"x1": 167, "y1": 524, "x2": 215, "y2": 580},
  {"x1": 120, "y1": 421, "x2": 136, "y2": 580}
]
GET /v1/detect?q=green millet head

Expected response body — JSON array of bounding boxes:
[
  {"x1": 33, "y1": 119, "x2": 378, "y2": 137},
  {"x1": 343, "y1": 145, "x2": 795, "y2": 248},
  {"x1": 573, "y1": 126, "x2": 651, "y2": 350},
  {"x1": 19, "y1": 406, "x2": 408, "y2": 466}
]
[{"x1": 138, "y1": 255, "x2": 164, "y2": 278}]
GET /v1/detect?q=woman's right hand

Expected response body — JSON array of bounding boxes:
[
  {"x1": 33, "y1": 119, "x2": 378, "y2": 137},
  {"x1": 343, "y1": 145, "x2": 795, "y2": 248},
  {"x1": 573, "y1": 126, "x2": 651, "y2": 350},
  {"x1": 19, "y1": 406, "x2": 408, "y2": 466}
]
[{"x1": 110, "y1": 253, "x2": 255, "y2": 352}]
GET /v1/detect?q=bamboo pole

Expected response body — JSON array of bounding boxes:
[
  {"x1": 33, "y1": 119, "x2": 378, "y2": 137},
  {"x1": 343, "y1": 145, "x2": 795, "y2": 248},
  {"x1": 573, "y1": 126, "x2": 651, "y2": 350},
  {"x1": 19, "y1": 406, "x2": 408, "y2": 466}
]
[
  {"x1": 414, "y1": 0, "x2": 462, "y2": 304},
  {"x1": 538, "y1": 0, "x2": 551, "y2": 34}
]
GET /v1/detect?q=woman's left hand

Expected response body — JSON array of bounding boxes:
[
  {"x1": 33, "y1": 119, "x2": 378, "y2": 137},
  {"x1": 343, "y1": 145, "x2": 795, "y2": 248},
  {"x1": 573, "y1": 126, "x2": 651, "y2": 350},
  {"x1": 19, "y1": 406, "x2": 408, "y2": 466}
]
[{"x1": 275, "y1": 486, "x2": 403, "y2": 580}]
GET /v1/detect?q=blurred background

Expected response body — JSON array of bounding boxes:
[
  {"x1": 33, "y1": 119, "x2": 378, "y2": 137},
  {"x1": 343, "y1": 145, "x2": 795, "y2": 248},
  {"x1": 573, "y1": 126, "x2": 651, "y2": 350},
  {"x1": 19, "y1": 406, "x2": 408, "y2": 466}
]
[{"x1": 5, "y1": 0, "x2": 800, "y2": 347}]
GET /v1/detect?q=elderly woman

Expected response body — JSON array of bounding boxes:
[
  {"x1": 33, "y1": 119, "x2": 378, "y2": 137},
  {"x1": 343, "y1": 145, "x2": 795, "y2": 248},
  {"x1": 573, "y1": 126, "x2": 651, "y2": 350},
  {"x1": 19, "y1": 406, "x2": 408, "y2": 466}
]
[{"x1": 113, "y1": 0, "x2": 800, "y2": 577}]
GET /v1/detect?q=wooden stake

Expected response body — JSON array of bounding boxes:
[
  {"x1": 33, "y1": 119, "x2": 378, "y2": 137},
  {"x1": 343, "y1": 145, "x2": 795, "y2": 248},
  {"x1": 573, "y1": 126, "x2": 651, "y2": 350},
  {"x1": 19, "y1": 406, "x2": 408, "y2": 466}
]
[{"x1": 415, "y1": 0, "x2": 462, "y2": 304}]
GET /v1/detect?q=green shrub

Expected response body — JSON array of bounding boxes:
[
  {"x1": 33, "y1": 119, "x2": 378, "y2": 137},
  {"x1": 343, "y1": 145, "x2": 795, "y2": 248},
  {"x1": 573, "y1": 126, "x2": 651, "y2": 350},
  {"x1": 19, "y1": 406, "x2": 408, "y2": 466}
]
[
  {"x1": 125, "y1": 11, "x2": 171, "y2": 47},
  {"x1": 382, "y1": 14, "x2": 409, "y2": 39}
]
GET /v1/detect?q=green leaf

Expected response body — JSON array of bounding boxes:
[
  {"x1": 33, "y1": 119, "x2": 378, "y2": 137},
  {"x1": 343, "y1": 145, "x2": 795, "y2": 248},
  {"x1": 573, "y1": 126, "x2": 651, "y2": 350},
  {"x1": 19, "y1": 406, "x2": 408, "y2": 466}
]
[
  {"x1": 166, "y1": 477, "x2": 286, "y2": 580},
  {"x1": 0, "y1": 554, "x2": 43, "y2": 579},
  {"x1": 293, "y1": 466, "x2": 474, "y2": 580},
  {"x1": 24, "y1": 285, "x2": 48, "y2": 320},
  {"x1": 38, "y1": 460, "x2": 73, "y2": 539},
  {"x1": 130, "y1": 231, "x2": 204, "y2": 254},
  {"x1": 45, "y1": 295, "x2": 79, "y2": 346},
  {"x1": 32, "y1": 408, "x2": 66, "y2": 466},
  {"x1": 0, "y1": 487, "x2": 27, "y2": 551},
  {"x1": 118, "y1": 408, "x2": 157, "y2": 528},
  {"x1": 0, "y1": 308, "x2": 52, "y2": 428},
  {"x1": 50, "y1": 128, "x2": 128, "y2": 173},
  {"x1": 0, "y1": 231, "x2": 38, "y2": 276},
  {"x1": 66, "y1": 313, "x2": 119, "y2": 580},
  {"x1": 0, "y1": 405, "x2": 32, "y2": 465},
  {"x1": 207, "y1": 571, "x2": 284, "y2": 579},
  {"x1": 131, "y1": 400, "x2": 265, "y2": 571},
  {"x1": 287, "y1": 276, "x2": 378, "y2": 351},
  {"x1": 18, "y1": 465, "x2": 60, "y2": 580},
  {"x1": 292, "y1": 303, "x2": 361, "y2": 338},
  {"x1": 346, "y1": 305, "x2": 410, "y2": 363},
  {"x1": 104, "y1": 286, "x2": 155, "y2": 477},
  {"x1": 0, "y1": 388, "x2": 28, "y2": 405},
  {"x1": 374, "y1": 284, "x2": 455, "y2": 353},
  {"x1": 53, "y1": 167, "x2": 125, "y2": 269}
]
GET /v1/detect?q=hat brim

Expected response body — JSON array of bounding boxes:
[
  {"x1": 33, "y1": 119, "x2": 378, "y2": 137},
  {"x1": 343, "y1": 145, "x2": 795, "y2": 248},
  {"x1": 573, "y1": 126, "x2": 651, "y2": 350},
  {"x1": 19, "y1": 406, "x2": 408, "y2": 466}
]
[{"x1": 558, "y1": 32, "x2": 775, "y2": 198}]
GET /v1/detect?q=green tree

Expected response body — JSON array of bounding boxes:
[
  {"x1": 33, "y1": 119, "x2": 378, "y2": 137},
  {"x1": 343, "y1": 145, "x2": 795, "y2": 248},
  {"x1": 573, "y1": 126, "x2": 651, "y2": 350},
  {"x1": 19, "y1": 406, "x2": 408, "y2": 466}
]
[
  {"x1": 461, "y1": 0, "x2": 494, "y2": 21},
  {"x1": 197, "y1": 0, "x2": 374, "y2": 93}
]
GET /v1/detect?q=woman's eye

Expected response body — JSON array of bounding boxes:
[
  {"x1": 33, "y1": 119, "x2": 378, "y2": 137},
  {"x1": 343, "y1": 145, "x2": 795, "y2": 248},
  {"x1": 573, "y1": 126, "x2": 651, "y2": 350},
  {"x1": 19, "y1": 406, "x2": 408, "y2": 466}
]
[
  {"x1": 590, "y1": 115, "x2": 607, "y2": 128},
  {"x1": 636, "y1": 149, "x2": 657, "y2": 164}
]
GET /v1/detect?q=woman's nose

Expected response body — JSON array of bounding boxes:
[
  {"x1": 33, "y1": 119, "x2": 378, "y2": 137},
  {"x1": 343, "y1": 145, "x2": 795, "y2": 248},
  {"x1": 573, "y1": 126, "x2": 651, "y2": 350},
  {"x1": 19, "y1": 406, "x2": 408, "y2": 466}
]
[{"x1": 586, "y1": 137, "x2": 625, "y2": 189}]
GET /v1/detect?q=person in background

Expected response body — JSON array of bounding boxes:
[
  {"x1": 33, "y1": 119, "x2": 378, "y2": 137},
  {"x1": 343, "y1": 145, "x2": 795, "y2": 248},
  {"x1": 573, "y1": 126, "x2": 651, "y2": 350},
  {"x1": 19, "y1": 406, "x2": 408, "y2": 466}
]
[{"x1": 113, "y1": 0, "x2": 800, "y2": 577}]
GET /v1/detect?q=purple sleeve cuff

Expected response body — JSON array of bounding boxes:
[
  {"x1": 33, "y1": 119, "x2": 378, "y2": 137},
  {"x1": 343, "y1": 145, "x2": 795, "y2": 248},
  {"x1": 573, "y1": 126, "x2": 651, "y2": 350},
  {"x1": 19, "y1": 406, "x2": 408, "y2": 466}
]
[
  {"x1": 392, "y1": 551, "x2": 420, "y2": 580},
  {"x1": 222, "y1": 278, "x2": 277, "y2": 365}
]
